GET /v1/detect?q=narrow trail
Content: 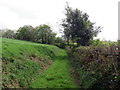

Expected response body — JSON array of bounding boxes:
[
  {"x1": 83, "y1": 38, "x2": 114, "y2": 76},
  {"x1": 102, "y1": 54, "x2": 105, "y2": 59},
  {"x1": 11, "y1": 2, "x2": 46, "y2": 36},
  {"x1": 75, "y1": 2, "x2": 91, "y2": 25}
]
[
  {"x1": 28, "y1": 50, "x2": 79, "y2": 88},
  {"x1": 69, "y1": 61, "x2": 81, "y2": 88}
]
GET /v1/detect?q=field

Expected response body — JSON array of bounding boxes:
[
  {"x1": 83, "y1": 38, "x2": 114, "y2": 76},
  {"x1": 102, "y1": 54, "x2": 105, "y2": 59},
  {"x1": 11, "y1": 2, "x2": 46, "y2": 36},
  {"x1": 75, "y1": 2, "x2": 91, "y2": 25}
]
[{"x1": 2, "y1": 38, "x2": 77, "y2": 88}]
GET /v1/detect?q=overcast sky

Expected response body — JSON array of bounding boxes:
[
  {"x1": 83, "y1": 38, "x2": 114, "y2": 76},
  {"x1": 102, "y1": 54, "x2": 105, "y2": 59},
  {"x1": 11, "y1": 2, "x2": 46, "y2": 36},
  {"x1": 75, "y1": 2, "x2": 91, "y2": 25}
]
[{"x1": 0, "y1": 0, "x2": 119, "y2": 41}]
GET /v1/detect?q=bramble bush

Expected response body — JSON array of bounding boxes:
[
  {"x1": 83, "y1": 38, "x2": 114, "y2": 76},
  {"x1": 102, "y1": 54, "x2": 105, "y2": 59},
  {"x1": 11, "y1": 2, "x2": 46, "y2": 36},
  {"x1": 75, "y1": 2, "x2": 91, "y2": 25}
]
[{"x1": 68, "y1": 45, "x2": 120, "y2": 88}]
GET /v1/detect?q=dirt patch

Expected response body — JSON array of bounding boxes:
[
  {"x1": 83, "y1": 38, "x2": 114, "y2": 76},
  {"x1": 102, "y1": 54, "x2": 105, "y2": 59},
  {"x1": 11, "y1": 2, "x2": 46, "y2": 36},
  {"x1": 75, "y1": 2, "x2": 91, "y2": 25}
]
[
  {"x1": 28, "y1": 56, "x2": 53, "y2": 73},
  {"x1": 28, "y1": 56, "x2": 53, "y2": 70},
  {"x1": 28, "y1": 56, "x2": 41, "y2": 63},
  {"x1": 40, "y1": 61, "x2": 52, "y2": 70}
]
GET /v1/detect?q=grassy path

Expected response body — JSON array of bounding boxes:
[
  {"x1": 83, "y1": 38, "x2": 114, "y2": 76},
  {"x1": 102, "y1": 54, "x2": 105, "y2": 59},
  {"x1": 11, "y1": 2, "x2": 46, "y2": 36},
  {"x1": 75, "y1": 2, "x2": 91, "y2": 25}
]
[{"x1": 28, "y1": 50, "x2": 78, "y2": 88}]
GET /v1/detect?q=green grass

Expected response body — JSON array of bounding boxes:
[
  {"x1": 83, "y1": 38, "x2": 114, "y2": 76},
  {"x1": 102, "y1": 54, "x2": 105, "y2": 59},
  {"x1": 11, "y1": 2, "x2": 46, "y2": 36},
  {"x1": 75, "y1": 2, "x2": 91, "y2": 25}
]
[
  {"x1": 2, "y1": 38, "x2": 77, "y2": 88},
  {"x1": 28, "y1": 50, "x2": 77, "y2": 88}
]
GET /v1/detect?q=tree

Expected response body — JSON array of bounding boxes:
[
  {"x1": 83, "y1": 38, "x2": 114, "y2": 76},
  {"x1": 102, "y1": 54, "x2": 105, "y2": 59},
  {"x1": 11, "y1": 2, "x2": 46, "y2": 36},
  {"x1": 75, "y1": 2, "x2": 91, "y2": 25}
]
[
  {"x1": 15, "y1": 25, "x2": 35, "y2": 41},
  {"x1": 62, "y1": 3, "x2": 101, "y2": 46},
  {"x1": 2, "y1": 29, "x2": 14, "y2": 38},
  {"x1": 35, "y1": 24, "x2": 56, "y2": 44}
]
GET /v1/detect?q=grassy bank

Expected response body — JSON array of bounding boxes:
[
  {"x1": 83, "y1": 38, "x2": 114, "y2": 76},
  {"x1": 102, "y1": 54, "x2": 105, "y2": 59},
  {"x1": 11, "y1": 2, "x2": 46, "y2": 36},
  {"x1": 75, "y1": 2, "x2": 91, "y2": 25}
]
[
  {"x1": 2, "y1": 38, "x2": 63, "y2": 88},
  {"x1": 2, "y1": 38, "x2": 77, "y2": 88}
]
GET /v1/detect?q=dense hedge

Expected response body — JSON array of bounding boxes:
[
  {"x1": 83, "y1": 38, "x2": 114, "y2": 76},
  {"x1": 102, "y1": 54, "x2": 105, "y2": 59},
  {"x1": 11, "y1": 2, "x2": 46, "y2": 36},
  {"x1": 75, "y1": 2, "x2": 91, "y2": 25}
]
[{"x1": 68, "y1": 45, "x2": 120, "y2": 88}]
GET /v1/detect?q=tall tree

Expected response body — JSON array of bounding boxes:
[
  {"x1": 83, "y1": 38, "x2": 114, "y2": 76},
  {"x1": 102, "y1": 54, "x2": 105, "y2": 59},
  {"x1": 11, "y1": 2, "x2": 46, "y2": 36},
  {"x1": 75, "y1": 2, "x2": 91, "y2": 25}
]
[{"x1": 62, "y1": 3, "x2": 101, "y2": 46}]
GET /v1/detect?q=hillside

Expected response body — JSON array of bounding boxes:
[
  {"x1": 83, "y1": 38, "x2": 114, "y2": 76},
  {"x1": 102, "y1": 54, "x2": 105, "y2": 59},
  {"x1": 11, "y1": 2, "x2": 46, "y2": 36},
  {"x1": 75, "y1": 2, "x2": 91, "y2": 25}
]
[{"x1": 2, "y1": 38, "x2": 77, "y2": 88}]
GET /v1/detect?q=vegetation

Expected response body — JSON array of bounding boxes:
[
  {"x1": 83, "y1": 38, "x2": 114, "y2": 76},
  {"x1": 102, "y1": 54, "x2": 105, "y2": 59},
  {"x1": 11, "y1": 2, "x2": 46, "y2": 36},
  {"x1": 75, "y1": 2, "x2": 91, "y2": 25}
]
[
  {"x1": 14, "y1": 25, "x2": 57, "y2": 44},
  {"x1": 68, "y1": 45, "x2": 119, "y2": 88},
  {"x1": 1, "y1": 3, "x2": 119, "y2": 89},
  {"x1": 15, "y1": 25, "x2": 35, "y2": 41},
  {"x1": 29, "y1": 50, "x2": 77, "y2": 88},
  {"x1": 2, "y1": 29, "x2": 14, "y2": 39},
  {"x1": 91, "y1": 39, "x2": 118, "y2": 46},
  {"x1": 61, "y1": 3, "x2": 101, "y2": 46},
  {"x1": 1, "y1": 25, "x2": 65, "y2": 48},
  {"x1": 2, "y1": 38, "x2": 68, "y2": 88}
]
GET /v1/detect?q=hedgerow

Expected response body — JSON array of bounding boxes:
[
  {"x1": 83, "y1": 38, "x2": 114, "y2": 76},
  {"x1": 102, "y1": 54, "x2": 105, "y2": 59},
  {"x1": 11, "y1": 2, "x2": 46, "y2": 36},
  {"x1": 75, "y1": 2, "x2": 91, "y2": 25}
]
[{"x1": 68, "y1": 45, "x2": 120, "y2": 88}]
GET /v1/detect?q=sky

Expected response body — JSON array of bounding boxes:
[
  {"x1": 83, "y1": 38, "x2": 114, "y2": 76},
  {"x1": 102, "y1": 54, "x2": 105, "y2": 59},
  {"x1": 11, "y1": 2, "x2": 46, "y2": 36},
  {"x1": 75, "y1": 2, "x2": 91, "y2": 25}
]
[{"x1": 0, "y1": 0, "x2": 119, "y2": 41}]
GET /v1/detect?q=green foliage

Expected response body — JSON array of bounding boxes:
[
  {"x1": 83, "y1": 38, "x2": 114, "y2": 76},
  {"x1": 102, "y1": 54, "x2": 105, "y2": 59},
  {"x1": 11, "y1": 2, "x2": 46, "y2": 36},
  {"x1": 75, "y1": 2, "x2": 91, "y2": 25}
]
[
  {"x1": 68, "y1": 45, "x2": 119, "y2": 88},
  {"x1": 54, "y1": 37, "x2": 66, "y2": 48},
  {"x1": 91, "y1": 39, "x2": 118, "y2": 46},
  {"x1": 91, "y1": 39, "x2": 103, "y2": 46},
  {"x1": 2, "y1": 29, "x2": 14, "y2": 38},
  {"x1": 102, "y1": 41, "x2": 118, "y2": 46},
  {"x1": 15, "y1": 25, "x2": 35, "y2": 41},
  {"x1": 62, "y1": 3, "x2": 101, "y2": 46},
  {"x1": 13, "y1": 24, "x2": 56, "y2": 45},
  {"x1": 35, "y1": 24, "x2": 56, "y2": 44}
]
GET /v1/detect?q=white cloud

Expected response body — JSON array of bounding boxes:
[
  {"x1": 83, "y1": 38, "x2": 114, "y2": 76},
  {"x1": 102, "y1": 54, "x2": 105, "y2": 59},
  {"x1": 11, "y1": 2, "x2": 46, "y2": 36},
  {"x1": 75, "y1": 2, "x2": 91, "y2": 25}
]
[{"x1": 0, "y1": 0, "x2": 119, "y2": 41}]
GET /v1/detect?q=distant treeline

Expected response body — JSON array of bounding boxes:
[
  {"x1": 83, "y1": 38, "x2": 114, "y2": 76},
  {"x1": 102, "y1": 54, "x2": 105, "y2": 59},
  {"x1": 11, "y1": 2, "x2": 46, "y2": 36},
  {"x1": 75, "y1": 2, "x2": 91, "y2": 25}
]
[{"x1": 1, "y1": 24, "x2": 66, "y2": 48}]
